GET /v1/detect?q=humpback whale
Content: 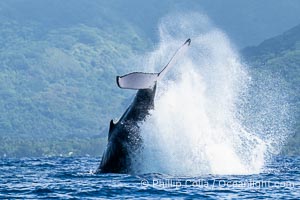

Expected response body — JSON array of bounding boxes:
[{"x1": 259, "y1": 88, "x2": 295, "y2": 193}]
[{"x1": 97, "y1": 39, "x2": 191, "y2": 173}]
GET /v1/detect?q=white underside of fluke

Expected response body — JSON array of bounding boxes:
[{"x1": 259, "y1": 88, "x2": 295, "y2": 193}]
[
  {"x1": 116, "y1": 73, "x2": 159, "y2": 90},
  {"x1": 116, "y1": 38, "x2": 191, "y2": 90}
]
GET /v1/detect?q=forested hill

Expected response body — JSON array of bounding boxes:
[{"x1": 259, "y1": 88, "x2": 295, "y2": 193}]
[
  {"x1": 1, "y1": 0, "x2": 300, "y2": 157},
  {"x1": 0, "y1": 0, "x2": 154, "y2": 156},
  {"x1": 243, "y1": 24, "x2": 300, "y2": 61},
  {"x1": 242, "y1": 24, "x2": 300, "y2": 155}
]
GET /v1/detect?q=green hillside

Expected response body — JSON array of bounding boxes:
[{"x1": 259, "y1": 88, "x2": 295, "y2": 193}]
[
  {"x1": 242, "y1": 24, "x2": 300, "y2": 155},
  {"x1": 0, "y1": 1, "x2": 152, "y2": 157},
  {"x1": 1, "y1": 0, "x2": 300, "y2": 157}
]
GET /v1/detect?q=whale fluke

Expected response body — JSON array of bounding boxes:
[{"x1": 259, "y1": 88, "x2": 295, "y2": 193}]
[{"x1": 116, "y1": 38, "x2": 191, "y2": 90}]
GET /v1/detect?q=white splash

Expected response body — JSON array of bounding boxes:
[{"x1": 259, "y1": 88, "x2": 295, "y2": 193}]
[{"x1": 132, "y1": 13, "x2": 291, "y2": 176}]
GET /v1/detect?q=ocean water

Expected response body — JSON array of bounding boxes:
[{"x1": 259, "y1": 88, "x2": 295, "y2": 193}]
[{"x1": 0, "y1": 156, "x2": 299, "y2": 199}]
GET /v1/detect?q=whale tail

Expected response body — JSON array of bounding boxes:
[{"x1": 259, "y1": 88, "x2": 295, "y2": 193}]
[{"x1": 116, "y1": 38, "x2": 191, "y2": 90}]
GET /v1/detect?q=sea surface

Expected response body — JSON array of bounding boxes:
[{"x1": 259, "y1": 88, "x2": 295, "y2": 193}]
[{"x1": 0, "y1": 156, "x2": 299, "y2": 199}]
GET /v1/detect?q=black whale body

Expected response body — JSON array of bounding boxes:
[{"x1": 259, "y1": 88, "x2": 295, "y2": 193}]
[{"x1": 97, "y1": 84, "x2": 156, "y2": 173}]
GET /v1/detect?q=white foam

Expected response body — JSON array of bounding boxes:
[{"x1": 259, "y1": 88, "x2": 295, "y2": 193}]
[{"x1": 132, "y1": 13, "x2": 291, "y2": 176}]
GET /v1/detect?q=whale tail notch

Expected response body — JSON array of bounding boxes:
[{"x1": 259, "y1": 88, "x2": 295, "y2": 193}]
[{"x1": 116, "y1": 38, "x2": 191, "y2": 90}]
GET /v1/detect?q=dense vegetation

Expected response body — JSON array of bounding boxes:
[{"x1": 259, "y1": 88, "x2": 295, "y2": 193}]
[
  {"x1": 0, "y1": 0, "x2": 299, "y2": 156},
  {"x1": 0, "y1": 0, "x2": 153, "y2": 157},
  {"x1": 242, "y1": 24, "x2": 300, "y2": 155}
]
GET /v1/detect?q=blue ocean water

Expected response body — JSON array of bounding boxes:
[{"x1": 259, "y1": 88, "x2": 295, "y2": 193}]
[{"x1": 0, "y1": 156, "x2": 299, "y2": 199}]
